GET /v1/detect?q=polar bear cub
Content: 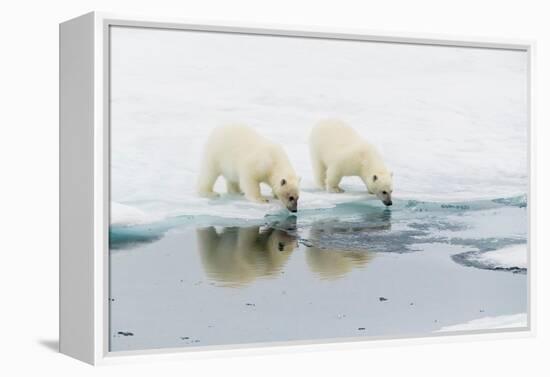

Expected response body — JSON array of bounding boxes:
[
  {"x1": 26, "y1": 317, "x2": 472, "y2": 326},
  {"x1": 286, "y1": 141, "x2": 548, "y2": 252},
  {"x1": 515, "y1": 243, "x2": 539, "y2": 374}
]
[
  {"x1": 309, "y1": 119, "x2": 393, "y2": 206},
  {"x1": 198, "y1": 125, "x2": 300, "y2": 212}
]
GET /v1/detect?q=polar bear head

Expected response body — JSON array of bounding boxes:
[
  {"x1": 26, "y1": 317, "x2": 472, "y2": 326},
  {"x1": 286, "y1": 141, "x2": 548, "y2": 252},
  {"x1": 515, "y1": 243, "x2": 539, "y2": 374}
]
[
  {"x1": 267, "y1": 229, "x2": 299, "y2": 254},
  {"x1": 367, "y1": 172, "x2": 393, "y2": 206},
  {"x1": 274, "y1": 177, "x2": 300, "y2": 213}
]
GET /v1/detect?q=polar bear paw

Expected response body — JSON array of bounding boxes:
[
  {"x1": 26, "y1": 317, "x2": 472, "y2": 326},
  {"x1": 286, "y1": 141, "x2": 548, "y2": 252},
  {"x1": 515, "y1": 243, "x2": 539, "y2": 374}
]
[{"x1": 199, "y1": 191, "x2": 220, "y2": 199}]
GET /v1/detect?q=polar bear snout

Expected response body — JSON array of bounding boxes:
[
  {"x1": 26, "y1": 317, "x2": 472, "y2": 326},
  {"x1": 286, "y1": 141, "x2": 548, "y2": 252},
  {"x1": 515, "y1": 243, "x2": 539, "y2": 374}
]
[
  {"x1": 378, "y1": 192, "x2": 392, "y2": 206},
  {"x1": 284, "y1": 195, "x2": 299, "y2": 212},
  {"x1": 287, "y1": 200, "x2": 298, "y2": 213},
  {"x1": 375, "y1": 188, "x2": 393, "y2": 206}
]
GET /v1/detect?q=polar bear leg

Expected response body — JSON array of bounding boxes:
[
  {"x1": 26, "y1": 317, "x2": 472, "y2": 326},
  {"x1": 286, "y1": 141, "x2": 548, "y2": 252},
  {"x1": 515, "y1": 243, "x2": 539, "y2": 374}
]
[
  {"x1": 236, "y1": 227, "x2": 261, "y2": 248},
  {"x1": 226, "y1": 180, "x2": 242, "y2": 195},
  {"x1": 326, "y1": 166, "x2": 345, "y2": 193},
  {"x1": 312, "y1": 159, "x2": 327, "y2": 190},
  {"x1": 240, "y1": 175, "x2": 269, "y2": 203},
  {"x1": 196, "y1": 227, "x2": 220, "y2": 251},
  {"x1": 197, "y1": 165, "x2": 220, "y2": 198}
]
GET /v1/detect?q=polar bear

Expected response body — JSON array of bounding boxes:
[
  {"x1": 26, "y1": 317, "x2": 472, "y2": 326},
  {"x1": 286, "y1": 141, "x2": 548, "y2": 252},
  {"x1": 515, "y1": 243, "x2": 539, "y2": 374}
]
[
  {"x1": 198, "y1": 125, "x2": 300, "y2": 212},
  {"x1": 309, "y1": 119, "x2": 393, "y2": 206},
  {"x1": 196, "y1": 223, "x2": 297, "y2": 286}
]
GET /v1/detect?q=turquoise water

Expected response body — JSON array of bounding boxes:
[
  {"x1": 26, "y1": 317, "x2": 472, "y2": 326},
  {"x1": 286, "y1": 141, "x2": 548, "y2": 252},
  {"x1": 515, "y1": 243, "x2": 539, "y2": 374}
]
[
  {"x1": 109, "y1": 195, "x2": 528, "y2": 351},
  {"x1": 111, "y1": 195, "x2": 528, "y2": 264}
]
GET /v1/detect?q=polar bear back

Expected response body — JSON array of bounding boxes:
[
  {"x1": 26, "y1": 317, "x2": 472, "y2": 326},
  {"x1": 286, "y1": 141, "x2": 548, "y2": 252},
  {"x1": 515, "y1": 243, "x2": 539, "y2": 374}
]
[
  {"x1": 203, "y1": 125, "x2": 275, "y2": 180},
  {"x1": 311, "y1": 119, "x2": 362, "y2": 148},
  {"x1": 310, "y1": 119, "x2": 370, "y2": 168}
]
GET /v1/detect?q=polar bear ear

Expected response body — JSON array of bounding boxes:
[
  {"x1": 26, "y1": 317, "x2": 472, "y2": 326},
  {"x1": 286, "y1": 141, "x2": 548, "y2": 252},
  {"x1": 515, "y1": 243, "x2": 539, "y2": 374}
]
[
  {"x1": 373, "y1": 175, "x2": 378, "y2": 182},
  {"x1": 280, "y1": 178, "x2": 287, "y2": 186}
]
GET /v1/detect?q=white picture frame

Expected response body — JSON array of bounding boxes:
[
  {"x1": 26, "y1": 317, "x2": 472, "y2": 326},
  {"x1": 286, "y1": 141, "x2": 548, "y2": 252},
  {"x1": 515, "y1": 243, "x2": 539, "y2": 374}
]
[{"x1": 59, "y1": 11, "x2": 536, "y2": 365}]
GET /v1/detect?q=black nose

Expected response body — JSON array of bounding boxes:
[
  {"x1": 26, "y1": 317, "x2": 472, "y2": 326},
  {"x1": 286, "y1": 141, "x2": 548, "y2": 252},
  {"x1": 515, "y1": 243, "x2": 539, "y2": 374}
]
[
  {"x1": 385, "y1": 201, "x2": 392, "y2": 206},
  {"x1": 290, "y1": 209, "x2": 297, "y2": 213}
]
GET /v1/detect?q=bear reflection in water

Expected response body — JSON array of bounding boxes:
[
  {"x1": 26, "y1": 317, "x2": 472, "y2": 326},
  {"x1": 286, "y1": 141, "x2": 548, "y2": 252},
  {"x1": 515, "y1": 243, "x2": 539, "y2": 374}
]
[
  {"x1": 197, "y1": 209, "x2": 392, "y2": 285},
  {"x1": 306, "y1": 225, "x2": 375, "y2": 280},
  {"x1": 306, "y1": 209, "x2": 391, "y2": 279},
  {"x1": 196, "y1": 217, "x2": 298, "y2": 287}
]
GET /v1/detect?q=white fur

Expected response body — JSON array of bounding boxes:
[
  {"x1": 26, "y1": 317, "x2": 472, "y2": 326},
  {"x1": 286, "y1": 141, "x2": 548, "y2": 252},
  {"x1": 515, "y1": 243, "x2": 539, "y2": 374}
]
[
  {"x1": 198, "y1": 125, "x2": 300, "y2": 210},
  {"x1": 309, "y1": 119, "x2": 393, "y2": 204}
]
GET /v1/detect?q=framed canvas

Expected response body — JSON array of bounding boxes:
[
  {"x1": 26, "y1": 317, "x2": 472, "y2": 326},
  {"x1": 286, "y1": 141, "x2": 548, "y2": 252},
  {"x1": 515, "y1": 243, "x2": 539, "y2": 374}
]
[{"x1": 59, "y1": 12, "x2": 535, "y2": 365}]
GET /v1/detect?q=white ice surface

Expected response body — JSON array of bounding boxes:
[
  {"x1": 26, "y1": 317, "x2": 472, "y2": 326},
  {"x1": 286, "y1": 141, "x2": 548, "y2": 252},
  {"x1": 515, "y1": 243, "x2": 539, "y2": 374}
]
[
  {"x1": 110, "y1": 202, "x2": 147, "y2": 226},
  {"x1": 109, "y1": 27, "x2": 528, "y2": 224},
  {"x1": 472, "y1": 244, "x2": 528, "y2": 270},
  {"x1": 436, "y1": 313, "x2": 527, "y2": 332}
]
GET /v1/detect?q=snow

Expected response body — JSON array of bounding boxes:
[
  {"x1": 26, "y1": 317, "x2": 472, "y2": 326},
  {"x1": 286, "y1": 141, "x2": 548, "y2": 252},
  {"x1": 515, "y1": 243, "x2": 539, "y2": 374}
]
[
  {"x1": 472, "y1": 244, "x2": 528, "y2": 270},
  {"x1": 109, "y1": 26, "x2": 528, "y2": 224},
  {"x1": 110, "y1": 202, "x2": 152, "y2": 226},
  {"x1": 436, "y1": 313, "x2": 527, "y2": 332}
]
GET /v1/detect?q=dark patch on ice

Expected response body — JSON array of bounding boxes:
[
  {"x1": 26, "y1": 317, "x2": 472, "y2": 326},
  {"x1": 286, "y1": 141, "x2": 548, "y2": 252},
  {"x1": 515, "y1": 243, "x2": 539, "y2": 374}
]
[
  {"x1": 379, "y1": 297, "x2": 388, "y2": 302},
  {"x1": 440, "y1": 204, "x2": 470, "y2": 210},
  {"x1": 305, "y1": 220, "x2": 438, "y2": 253},
  {"x1": 407, "y1": 220, "x2": 467, "y2": 232},
  {"x1": 117, "y1": 331, "x2": 134, "y2": 336},
  {"x1": 300, "y1": 207, "x2": 406, "y2": 253},
  {"x1": 179, "y1": 336, "x2": 201, "y2": 344}
]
